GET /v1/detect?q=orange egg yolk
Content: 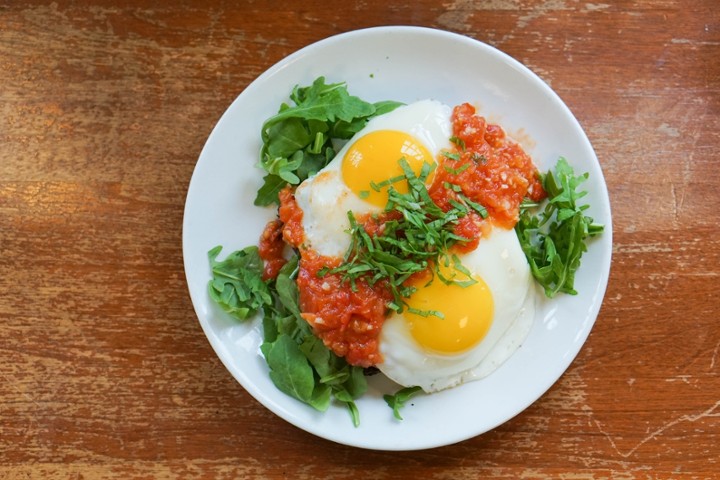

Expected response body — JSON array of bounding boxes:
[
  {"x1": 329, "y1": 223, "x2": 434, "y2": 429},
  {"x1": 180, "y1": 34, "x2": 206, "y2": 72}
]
[
  {"x1": 404, "y1": 265, "x2": 494, "y2": 355},
  {"x1": 341, "y1": 130, "x2": 436, "y2": 207}
]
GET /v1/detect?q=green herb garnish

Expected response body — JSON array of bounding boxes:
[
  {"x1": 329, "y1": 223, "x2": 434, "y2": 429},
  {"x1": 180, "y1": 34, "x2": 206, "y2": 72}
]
[
  {"x1": 441, "y1": 151, "x2": 461, "y2": 161},
  {"x1": 515, "y1": 157, "x2": 604, "y2": 297},
  {"x1": 458, "y1": 193, "x2": 488, "y2": 218},
  {"x1": 329, "y1": 158, "x2": 480, "y2": 315},
  {"x1": 444, "y1": 163, "x2": 470, "y2": 175},
  {"x1": 449, "y1": 135, "x2": 466, "y2": 151},
  {"x1": 255, "y1": 77, "x2": 403, "y2": 206}
]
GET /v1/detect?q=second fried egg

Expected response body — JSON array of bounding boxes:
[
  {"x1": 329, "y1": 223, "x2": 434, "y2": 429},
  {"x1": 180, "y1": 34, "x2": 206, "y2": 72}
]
[{"x1": 378, "y1": 226, "x2": 536, "y2": 393}]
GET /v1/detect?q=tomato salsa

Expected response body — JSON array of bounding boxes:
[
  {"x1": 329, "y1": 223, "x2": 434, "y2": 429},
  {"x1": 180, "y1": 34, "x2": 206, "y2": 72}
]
[{"x1": 258, "y1": 104, "x2": 545, "y2": 367}]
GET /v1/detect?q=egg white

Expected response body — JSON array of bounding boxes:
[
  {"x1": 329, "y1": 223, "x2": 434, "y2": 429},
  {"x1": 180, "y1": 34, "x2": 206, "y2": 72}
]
[
  {"x1": 294, "y1": 99, "x2": 452, "y2": 258},
  {"x1": 377, "y1": 226, "x2": 536, "y2": 393},
  {"x1": 293, "y1": 99, "x2": 536, "y2": 394}
]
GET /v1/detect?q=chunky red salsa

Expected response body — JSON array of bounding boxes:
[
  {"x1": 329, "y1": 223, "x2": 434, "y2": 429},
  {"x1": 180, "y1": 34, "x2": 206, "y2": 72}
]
[
  {"x1": 258, "y1": 219, "x2": 286, "y2": 280},
  {"x1": 258, "y1": 103, "x2": 545, "y2": 367}
]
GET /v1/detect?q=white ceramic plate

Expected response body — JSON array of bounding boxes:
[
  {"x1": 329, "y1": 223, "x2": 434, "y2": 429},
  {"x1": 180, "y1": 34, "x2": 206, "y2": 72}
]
[{"x1": 183, "y1": 26, "x2": 612, "y2": 450}]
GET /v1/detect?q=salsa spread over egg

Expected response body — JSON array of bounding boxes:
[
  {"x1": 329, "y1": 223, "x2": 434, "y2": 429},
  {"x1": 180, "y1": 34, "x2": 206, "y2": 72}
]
[{"x1": 258, "y1": 103, "x2": 545, "y2": 368}]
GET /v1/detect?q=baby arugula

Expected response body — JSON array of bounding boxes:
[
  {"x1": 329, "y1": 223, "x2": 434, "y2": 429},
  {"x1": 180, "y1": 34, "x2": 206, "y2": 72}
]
[
  {"x1": 207, "y1": 246, "x2": 271, "y2": 320},
  {"x1": 255, "y1": 76, "x2": 403, "y2": 206},
  {"x1": 383, "y1": 386, "x2": 423, "y2": 420},
  {"x1": 515, "y1": 157, "x2": 604, "y2": 297},
  {"x1": 260, "y1": 256, "x2": 368, "y2": 425},
  {"x1": 207, "y1": 249, "x2": 368, "y2": 426}
]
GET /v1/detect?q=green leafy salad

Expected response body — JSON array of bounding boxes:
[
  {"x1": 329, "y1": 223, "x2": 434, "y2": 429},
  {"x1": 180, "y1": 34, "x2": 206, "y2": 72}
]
[{"x1": 207, "y1": 77, "x2": 603, "y2": 425}]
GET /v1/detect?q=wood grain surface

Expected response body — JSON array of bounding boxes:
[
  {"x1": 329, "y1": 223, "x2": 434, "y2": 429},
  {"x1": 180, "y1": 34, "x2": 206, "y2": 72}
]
[{"x1": 2, "y1": 1, "x2": 719, "y2": 478}]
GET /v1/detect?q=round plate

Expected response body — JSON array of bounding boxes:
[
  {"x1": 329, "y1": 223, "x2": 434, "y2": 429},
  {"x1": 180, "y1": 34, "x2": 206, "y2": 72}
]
[{"x1": 183, "y1": 26, "x2": 612, "y2": 450}]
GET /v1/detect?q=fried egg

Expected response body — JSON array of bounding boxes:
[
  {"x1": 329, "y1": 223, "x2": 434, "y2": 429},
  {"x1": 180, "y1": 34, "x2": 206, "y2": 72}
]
[
  {"x1": 293, "y1": 99, "x2": 536, "y2": 393},
  {"x1": 295, "y1": 99, "x2": 452, "y2": 257},
  {"x1": 377, "y1": 226, "x2": 536, "y2": 393}
]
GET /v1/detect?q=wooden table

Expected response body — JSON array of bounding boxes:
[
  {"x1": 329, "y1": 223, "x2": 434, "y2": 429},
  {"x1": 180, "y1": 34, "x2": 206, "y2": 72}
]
[{"x1": 2, "y1": 1, "x2": 718, "y2": 477}]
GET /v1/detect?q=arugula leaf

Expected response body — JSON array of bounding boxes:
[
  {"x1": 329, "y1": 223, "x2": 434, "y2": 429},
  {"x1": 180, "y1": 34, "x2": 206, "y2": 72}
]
[
  {"x1": 515, "y1": 157, "x2": 604, "y2": 297},
  {"x1": 345, "y1": 362, "x2": 369, "y2": 398},
  {"x1": 254, "y1": 77, "x2": 403, "y2": 206},
  {"x1": 333, "y1": 387, "x2": 362, "y2": 427},
  {"x1": 270, "y1": 256, "x2": 312, "y2": 340},
  {"x1": 208, "y1": 250, "x2": 363, "y2": 425},
  {"x1": 328, "y1": 100, "x2": 403, "y2": 139},
  {"x1": 207, "y1": 246, "x2": 271, "y2": 320},
  {"x1": 262, "y1": 334, "x2": 315, "y2": 403},
  {"x1": 309, "y1": 383, "x2": 332, "y2": 411},
  {"x1": 275, "y1": 258, "x2": 301, "y2": 319},
  {"x1": 262, "y1": 334, "x2": 331, "y2": 411},
  {"x1": 296, "y1": 322, "x2": 368, "y2": 426},
  {"x1": 262, "y1": 310, "x2": 279, "y2": 343},
  {"x1": 299, "y1": 334, "x2": 336, "y2": 378},
  {"x1": 383, "y1": 386, "x2": 423, "y2": 420},
  {"x1": 255, "y1": 174, "x2": 289, "y2": 207},
  {"x1": 371, "y1": 100, "x2": 406, "y2": 118},
  {"x1": 262, "y1": 76, "x2": 375, "y2": 131},
  {"x1": 265, "y1": 117, "x2": 312, "y2": 158}
]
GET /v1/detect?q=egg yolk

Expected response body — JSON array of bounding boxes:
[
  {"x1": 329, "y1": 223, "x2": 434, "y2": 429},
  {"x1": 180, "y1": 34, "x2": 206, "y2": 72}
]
[
  {"x1": 404, "y1": 266, "x2": 494, "y2": 355},
  {"x1": 342, "y1": 130, "x2": 436, "y2": 207}
]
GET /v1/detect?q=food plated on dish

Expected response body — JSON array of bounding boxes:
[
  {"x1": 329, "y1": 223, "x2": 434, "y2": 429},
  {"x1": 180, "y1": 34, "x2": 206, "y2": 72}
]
[
  {"x1": 206, "y1": 77, "x2": 603, "y2": 424},
  {"x1": 183, "y1": 26, "x2": 612, "y2": 450}
]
